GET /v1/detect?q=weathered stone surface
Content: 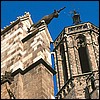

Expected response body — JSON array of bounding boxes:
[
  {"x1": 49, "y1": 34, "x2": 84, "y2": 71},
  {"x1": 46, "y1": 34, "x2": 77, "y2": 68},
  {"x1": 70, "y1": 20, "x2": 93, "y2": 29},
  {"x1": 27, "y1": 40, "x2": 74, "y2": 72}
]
[
  {"x1": 54, "y1": 22, "x2": 99, "y2": 99},
  {"x1": 1, "y1": 13, "x2": 54, "y2": 99}
]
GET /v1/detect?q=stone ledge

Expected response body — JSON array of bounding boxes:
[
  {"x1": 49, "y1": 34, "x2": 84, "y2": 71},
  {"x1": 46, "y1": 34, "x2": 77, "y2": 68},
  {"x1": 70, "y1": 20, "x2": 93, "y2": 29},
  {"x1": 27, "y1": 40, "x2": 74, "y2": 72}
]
[{"x1": 1, "y1": 58, "x2": 56, "y2": 85}]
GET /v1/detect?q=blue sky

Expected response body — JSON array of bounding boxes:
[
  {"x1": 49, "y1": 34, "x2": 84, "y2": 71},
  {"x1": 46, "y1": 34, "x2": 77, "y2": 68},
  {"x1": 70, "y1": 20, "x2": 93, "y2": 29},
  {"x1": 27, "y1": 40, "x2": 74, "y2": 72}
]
[
  {"x1": 1, "y1": 1, "x2": 99, "y2": 96},
  {"x1": 1, "y1": 1, "x2": 99, "y2": 40}
]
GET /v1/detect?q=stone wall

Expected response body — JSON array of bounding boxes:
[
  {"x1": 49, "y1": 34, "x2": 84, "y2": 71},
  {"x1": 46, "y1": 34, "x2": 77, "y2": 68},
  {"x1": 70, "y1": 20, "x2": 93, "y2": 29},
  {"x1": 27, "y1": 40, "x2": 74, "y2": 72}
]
[
  {"x1": 53, "y1": 22, "x2": 99, "y2": 99},
  {"x1": 1, "y1": 63, "x2": 54, "y2": 99},
  {"x1": 1, "y1": 14, "x2": 54, "y2": 99}
]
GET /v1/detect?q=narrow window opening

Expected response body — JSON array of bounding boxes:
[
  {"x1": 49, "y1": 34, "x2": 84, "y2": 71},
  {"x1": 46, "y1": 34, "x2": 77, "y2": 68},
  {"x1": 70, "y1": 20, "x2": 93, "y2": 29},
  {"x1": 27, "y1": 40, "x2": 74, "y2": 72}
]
[
  {"x1": 78, "y1": 46, "x2": 91, "y2": 73},
  {"x1": 77, "y1": 34, "x2": 91, "y2": 73},
  {"x1": 60, "y1": 43, "x2": 68, "y2": 83}
]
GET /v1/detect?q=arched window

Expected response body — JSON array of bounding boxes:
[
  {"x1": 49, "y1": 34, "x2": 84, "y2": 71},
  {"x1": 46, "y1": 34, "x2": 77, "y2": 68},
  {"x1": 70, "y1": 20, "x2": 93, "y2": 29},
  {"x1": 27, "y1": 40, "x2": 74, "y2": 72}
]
[
  {"x1": 77, "y1": 34, "x2": 91, "y2": 73},
  {"x1": 60, "y1": 43, "x2": 68, "y2": 83}
]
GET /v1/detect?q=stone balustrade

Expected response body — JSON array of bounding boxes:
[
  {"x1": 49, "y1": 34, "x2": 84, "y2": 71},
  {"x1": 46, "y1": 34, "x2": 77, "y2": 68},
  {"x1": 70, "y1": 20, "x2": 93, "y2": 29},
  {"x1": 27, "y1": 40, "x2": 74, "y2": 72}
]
[
  {"x1": 55, "y1": 78, "x2": 74, "y2": 99},
  {"x1": 55, "y1": 70, "x2": 99, "y2": 99}
]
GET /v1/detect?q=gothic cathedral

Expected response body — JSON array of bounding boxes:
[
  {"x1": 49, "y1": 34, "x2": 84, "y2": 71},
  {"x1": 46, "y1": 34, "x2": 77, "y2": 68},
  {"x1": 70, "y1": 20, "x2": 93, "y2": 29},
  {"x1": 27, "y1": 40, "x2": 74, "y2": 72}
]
[{"x1": 1, "y1": 11, "x2": 99, "y2": 99}]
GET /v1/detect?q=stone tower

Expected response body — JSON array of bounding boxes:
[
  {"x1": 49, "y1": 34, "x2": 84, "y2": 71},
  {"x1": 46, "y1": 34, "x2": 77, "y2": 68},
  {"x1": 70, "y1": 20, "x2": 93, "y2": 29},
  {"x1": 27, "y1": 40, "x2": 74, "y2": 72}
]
[
  {"x1": 1, "y1": 12, "x2": 56, "y2": 99},
  {"x1": 52, "y1": 21, "x2": 99, "y2": 99}
]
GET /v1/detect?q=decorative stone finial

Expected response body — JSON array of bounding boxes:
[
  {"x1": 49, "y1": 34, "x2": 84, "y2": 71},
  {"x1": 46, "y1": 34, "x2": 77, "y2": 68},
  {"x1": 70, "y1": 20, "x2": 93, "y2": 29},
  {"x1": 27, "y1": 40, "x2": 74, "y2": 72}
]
[{"x1": 72, "y1": 10, "x2": 81, "y2": 25}]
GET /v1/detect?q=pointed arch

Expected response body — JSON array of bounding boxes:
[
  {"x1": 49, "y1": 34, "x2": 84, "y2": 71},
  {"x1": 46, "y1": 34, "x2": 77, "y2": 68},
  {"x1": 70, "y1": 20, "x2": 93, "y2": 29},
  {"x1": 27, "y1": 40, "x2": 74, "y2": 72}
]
[{"x1": 77, "y1": 34, "x2": 91, "y2": 73}]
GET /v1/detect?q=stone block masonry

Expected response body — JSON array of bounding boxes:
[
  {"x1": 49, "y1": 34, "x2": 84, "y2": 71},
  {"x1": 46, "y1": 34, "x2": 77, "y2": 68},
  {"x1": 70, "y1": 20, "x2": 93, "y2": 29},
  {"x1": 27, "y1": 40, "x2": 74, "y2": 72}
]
[{"x1": 1, "y1": 12, "x2": 55, "y2": 99}]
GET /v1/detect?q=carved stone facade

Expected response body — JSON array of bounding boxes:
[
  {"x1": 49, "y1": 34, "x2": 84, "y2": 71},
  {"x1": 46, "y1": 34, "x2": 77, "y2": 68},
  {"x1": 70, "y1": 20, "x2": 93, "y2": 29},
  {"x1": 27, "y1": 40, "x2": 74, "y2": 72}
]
[
  {"x1": 1, "y1": 12, "x2": 99, "y2": 99},
  {"x1": 1, "y1": 12, "x2": 55, "y2": 99},
  {"x1": 53, "y1": 22, "x2": 99, "y2": 99}
]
